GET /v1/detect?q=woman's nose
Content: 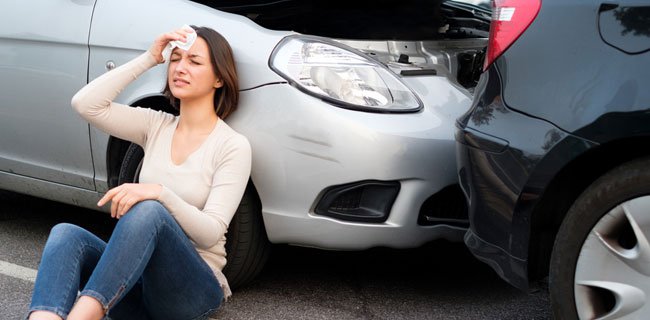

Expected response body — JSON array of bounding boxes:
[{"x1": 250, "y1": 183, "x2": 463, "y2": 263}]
[{"x1": 174, "y1": 58, "x2": 189, "y2": 73}]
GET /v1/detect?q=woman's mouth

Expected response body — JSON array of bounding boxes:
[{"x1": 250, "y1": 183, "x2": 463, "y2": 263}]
[{"x1": 173, "y1": 78, "x2": 190, "y2": 86}]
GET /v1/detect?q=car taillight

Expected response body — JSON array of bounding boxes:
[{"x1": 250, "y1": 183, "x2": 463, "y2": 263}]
[{"x1": 483, "y1": 0, "x2": 541, "y2": 71}]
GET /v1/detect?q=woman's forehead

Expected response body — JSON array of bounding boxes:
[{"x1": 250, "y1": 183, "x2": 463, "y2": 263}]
[{"x1": 172, "y1": 37, "x2": 209, "y2": 57}]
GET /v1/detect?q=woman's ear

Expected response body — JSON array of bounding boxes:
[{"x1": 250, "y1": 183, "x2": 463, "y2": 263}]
[{"x1": 214, "y1": 79, "x2": 223, "y2": 89}]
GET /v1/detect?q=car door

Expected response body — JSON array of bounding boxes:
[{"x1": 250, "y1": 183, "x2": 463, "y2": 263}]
[{"x1": 0, "y1": 0, "x2": 97, "y2": 190}]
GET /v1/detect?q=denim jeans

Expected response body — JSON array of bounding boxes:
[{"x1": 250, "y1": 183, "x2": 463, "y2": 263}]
[{"x1": 28, "y1": 200, "x2": 223, "y2": 320}]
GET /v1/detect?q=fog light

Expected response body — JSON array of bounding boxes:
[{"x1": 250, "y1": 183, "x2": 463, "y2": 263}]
[{"x1": 314, "y1": 181, "x2": 400, "y2": 223}]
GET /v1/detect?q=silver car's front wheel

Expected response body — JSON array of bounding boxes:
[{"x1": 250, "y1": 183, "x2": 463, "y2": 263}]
[{"x1": 550, "y1": 157, "x2": 650, "y2": 320}]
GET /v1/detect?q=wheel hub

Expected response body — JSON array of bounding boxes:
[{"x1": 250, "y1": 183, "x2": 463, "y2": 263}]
[{"x1": 575, "y1": 195, "x2": 650, "y2": 319}]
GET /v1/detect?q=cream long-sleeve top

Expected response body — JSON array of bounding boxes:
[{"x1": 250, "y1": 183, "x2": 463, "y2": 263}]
[{"x1": 71, "y1": 51, "x2": 252, "y2": 300}]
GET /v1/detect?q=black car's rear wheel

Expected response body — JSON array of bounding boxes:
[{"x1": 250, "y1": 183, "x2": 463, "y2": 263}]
[
  {"x1": 550, "y1": 157, "x2": 650, "y2": 319},
  {"x1": 118, "y1": 143, "x2": 270, "y2": 289}
]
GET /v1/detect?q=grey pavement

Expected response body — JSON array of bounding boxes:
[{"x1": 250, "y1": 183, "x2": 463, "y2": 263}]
[{"x1": 0, "y1": 191, "x2": 550, "y2": 319}]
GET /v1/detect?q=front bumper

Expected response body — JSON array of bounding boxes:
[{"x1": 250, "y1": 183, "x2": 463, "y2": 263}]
[{"x1": 229, "y1": 75, "x2": 472, "y2": 250}]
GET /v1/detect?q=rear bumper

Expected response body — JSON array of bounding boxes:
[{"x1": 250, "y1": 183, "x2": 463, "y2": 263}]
[
  {"x1": 464, "y1": 227, "x2": 528, "y2": 290},
  {"x1": 455, "y1": 124, "x2": 531, "y2": 290},
  {"x1": 454, "y1": 66, "x2": 563, "y2": 290}
]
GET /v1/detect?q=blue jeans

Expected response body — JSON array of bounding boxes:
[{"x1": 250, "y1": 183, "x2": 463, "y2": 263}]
[{"x1": 28, "y1": 200, "x2": 223, "y2": 320}]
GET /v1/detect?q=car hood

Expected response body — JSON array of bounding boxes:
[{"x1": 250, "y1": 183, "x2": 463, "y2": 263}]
[{"x1": 194, "y1": 0, "x2": 491, "y2": 40}]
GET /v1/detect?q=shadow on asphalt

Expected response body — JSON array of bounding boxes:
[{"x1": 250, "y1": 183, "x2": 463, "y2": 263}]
[
  {"x1": 0, "y1": 189, "x2": 117, "y2": 241},
  {"x1": 249, "y1": 239, "x2": 532, "y2": 300}
]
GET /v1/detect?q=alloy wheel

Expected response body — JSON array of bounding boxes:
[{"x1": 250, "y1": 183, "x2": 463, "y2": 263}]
[{"x1": 574, "y1": 196, "x2": 650, "y2": 319}]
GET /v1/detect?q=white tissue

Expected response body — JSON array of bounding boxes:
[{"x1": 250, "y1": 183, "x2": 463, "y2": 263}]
[{"x1": 162, "y1": 25, "x2": 197, "y2": 62}]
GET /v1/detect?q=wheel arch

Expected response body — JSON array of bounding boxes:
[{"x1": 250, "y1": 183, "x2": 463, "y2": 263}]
[
  {"x1": 105, "y1": 95, "x2": 176, "y2": 188},
  {"x1": 526, "y1": 136, "x2": 650, "y2": 283}
]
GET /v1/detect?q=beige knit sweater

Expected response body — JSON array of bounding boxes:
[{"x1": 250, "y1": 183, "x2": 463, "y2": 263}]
[{"x1": 71, "y1": 51, "x2": 252, "y2": 300}]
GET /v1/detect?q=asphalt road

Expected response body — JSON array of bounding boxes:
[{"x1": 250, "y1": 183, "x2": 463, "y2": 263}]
[{"x1": 0, "y1": 190, "x2": 550, "y2": 319}]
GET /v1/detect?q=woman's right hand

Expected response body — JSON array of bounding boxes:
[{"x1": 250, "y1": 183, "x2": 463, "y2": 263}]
[
  {"x1": 149, "y1": 27, "x2": 194, "y2": 64},
  {"x1": 97, "y1": 183, "x2": 163, "y2": 219}
]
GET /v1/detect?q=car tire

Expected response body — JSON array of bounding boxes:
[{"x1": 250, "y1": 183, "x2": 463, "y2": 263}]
[
  {"x1": 118, "y1": 143, "x2": 144, "y2": 185},
  {"x1": 118, "y1": 142, "x2": 271, "y2": 289},
  {"x1": 222, "y1": 183, "x2": 271, "y2": 288},
  {"x1": 550, "y1": 157, "x2": 650, "y2": 319}
]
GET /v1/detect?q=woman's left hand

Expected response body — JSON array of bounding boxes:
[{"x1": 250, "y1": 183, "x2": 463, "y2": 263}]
[{"x1": 98, "y1": 183, "x2": 162, "y2": 219}]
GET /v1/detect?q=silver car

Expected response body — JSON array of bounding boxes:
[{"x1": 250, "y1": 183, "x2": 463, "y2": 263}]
[{"x1": 0, "y1": 0, "x2": 489, "y2": 287}]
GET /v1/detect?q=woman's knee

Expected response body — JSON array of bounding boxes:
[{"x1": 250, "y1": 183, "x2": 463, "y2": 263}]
[
  {"x1": 47, "y1": 223, "x2": 88, "y2": 246},
  {"x1": 131, "y1": 200, "x2": 167, "y2": 214},
  {"x1": 43, "y1": 223, "x2": 100, "y2": 256},
  {"x1": 116, "y1": 200, "x2": 170, "y2": 231}
]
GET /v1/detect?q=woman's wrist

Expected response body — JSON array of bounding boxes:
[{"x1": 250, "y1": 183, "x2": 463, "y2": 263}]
[
  {"x1": 152, "y1": 183, "x2": 163, "y2": 199},
  {"x1": 147, "y1": 50, "x2": 164, "y2": 64}
]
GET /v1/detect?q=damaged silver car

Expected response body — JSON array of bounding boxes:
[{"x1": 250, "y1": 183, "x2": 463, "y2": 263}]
[{"x1": 0, "y1": 0, "x2": 489, "y2": 287}]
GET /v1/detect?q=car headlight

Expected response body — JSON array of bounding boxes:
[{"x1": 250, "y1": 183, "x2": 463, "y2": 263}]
[{"x1": 270, "y1": 35, "x2": 422, "y2": 113}]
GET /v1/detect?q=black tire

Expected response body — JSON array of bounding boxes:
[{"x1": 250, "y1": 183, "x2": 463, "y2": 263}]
[
  {"x1": 222, "y1": 184, "x2": 271, "y2": 289},
  {"x1": 118, "y1": 143, "x2": 271, "y2": 289},
  {"x1": 550, "y1": 157, "x2": 650, "y2": 319},
  {"x1": 118, "y1": 143, "x2": 144, "y2": 184},
  {"x1": 0, "y1": 189, "x2": 13, "y2": 200}
]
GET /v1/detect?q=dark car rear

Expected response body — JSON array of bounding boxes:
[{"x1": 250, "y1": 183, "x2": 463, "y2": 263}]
[{"x1": 456, "y1": 0, "x2": 650, "y2": 318}]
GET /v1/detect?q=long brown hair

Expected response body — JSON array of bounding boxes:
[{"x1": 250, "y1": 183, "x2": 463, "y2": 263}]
[{"x1": 163, "y1": 26, "x2": 239, "y2": 119}]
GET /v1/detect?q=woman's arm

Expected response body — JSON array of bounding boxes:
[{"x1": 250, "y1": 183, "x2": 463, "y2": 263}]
[
  {"x1": 157, "y1": 135, "x2": 252, "y2": 249},
  {"x1": 70, "y1": 52, "x2": 160, "y2": 146},
  {"x1": 71, "y1": 28, "x2": 191, "y2": 146}
]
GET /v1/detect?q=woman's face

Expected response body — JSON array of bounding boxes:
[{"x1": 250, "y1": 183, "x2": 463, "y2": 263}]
[{"x1": 167, "y1": 37, "x2": 222, "y2": 103}]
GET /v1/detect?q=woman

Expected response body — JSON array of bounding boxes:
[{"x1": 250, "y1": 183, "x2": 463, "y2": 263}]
[{"x1": 27, "y1": 25, "x2": 251, "y2": 320}]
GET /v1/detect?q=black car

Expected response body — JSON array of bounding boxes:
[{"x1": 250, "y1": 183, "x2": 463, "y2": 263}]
[{"x1": 456, "y1": 0, "x2": 650, "y2": 318}]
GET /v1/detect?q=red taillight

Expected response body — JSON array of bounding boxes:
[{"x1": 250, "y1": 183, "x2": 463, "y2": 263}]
[{"x1": 483, "y1": 0, "x2": 542, "y2": 71}]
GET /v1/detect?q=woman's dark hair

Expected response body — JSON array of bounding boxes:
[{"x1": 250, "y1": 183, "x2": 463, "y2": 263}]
[{"x1": 163, "y1": 26, "x2": 239, "y2": 120}]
